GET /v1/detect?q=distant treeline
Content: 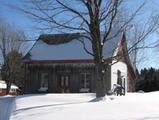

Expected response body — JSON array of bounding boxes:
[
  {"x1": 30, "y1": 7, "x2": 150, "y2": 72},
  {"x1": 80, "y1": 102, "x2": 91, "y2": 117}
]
[{"x1": 136, "y1": 67, "x2": 159, "y2": 92}]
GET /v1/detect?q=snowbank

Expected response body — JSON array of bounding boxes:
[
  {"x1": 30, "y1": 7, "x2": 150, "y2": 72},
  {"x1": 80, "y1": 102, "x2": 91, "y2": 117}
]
[{"x1": 0, "y1": 96, "x2": 15, "y2": 120}]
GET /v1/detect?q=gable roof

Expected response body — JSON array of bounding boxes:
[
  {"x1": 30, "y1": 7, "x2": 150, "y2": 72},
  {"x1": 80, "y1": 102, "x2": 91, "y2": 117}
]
[{"x1": 23, "y1": 32, "x2": 123, "y2": 62}]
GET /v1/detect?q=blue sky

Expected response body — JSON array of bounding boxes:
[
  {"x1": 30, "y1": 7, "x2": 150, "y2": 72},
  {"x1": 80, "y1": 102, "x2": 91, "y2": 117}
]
[
  {"x1": 0, "y1": 0, "x2": 159, "y2": 70},
  {"x1": 1, "y1": 0, "x2": 39, "y2": 39}
]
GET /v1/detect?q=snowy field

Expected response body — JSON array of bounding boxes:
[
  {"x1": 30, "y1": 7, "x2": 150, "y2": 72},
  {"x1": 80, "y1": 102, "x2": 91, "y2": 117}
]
[{"x1": 1, "y1": 92, "x2": 159, "y2": 120}]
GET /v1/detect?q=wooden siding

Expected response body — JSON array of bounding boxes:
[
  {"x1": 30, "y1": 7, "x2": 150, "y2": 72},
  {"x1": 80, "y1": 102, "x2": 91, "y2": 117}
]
[{"x1": 24, "y1": 63, "x2": 111, "y2": 94}]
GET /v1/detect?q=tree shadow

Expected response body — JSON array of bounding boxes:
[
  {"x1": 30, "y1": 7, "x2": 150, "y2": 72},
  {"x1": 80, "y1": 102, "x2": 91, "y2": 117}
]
[
  {"x1": 89, "y1": 97, "x2": 106, "y2": 102},
  {"x1": 14, "y1": 101, "x2": 87, "y2": 114},
  {"x1": 16, "y1": 93, "x2": 48, "y2": 99}
]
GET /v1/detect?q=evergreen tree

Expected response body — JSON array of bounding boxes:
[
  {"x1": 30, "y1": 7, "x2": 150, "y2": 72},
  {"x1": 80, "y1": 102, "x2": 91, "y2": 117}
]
[{"x1": 137, "y1": 68, "x2": 159, "y2": 92}]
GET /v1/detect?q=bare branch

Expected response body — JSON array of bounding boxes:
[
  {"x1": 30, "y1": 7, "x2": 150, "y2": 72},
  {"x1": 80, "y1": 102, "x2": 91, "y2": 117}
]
[
  {"x1": 78, "y1": 38, "x2": 94, "y2": 56},
  {"x1": 102, "y1": 0, "x2": 120, "y2": 44},
  {"x1": 56, "y1": 0, "x2": 90, "y2": 27}
]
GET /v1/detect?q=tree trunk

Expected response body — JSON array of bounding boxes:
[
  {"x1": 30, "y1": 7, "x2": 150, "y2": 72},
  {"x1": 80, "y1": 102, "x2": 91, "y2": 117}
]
[
  {"x1": 6, "y1": 79, "x2": 11, "y2": 95},
  {"x1": 6, "y1": 68, "x2": 11, "y2": 95},
  {"x1": 95, "y1": 62, "x2": 106, "y2": 97}
]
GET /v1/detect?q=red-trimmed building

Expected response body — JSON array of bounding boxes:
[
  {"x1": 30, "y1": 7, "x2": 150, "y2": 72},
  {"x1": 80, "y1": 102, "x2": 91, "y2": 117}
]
[{"x1": 0, "y1": 80, "x2": 18, "y2": 96}]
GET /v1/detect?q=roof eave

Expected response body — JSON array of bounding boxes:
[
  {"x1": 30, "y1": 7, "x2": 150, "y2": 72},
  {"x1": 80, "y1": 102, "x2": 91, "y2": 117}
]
[{"x1": 22, "y1": 58, "x2": 112, "y2": 64}]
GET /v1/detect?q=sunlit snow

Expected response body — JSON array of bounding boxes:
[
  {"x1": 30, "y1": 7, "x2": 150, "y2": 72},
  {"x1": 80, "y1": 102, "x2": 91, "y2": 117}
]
[{"x1": 1, "y1": 92, "x2": 159, "y2": 120}]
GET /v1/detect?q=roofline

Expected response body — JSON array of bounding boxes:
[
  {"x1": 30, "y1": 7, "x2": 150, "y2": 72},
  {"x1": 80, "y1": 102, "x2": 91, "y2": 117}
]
[
  {"x1": 22, "y1": 39, "x2": 38, "y2": 58},
  {"x1": 38, "y1": 32, "x2": 81, "y2": 40},
  {"x1": 23, "y1": 58, "x2": 112, "y2": 64},
  {"x1": 117, "y1": 32, "x2": 136, "y2": 78}
]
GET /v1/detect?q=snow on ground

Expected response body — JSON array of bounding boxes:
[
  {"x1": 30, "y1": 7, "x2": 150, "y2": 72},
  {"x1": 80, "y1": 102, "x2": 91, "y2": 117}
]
[{"x1": 1, "y1": 92, "x2": 159, "y2": 120}]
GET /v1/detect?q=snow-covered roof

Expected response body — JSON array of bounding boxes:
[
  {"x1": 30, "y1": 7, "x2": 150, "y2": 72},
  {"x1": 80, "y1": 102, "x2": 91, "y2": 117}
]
[
  {"x1": 0, "y1": 80, "x2": 18, "y2": 89},
  {"x1": 24, "y1": 32, "x2": 123, "y2": 61}
]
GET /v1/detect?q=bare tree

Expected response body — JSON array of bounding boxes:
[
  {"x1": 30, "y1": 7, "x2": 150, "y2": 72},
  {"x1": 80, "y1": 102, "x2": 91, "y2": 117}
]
[
  {"x1": 12, "y1": 0, "x2": 159, "y2": 97},
  {"x1": 0, "y1": 18, "x2": 25, "y2": 94},
  {"x1": 0, "y1": 19, "x2": 25, "y2": 60},
  {"x1": 127, "y1": 14, "x2": 159, "y2": 69}
]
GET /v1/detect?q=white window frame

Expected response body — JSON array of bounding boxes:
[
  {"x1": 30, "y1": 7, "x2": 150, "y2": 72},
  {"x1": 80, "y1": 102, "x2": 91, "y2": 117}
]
[
  {"x1": 38, "y1": 72, "x2": 49, "y2": 92},
  {"x1": 80, "y1": 73, "x2": 91, "y2": 92}
]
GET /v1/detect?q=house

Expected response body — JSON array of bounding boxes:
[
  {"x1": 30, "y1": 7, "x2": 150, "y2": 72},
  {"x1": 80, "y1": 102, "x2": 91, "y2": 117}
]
[
  {"x1": 0, "y1": 80, "x2": 18, "y2": 96},
  {"x1": 23, "y1": 32, "x2": 136, "y2": 94}
]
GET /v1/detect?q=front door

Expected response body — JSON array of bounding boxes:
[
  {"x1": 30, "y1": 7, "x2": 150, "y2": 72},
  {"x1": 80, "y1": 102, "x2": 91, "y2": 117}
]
[{"x1": 58, "y1": 75, "x2": 70, "y2": 93}]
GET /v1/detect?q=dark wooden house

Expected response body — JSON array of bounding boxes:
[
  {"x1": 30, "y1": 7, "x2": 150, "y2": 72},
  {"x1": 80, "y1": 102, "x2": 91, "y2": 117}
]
[{"x1": 23, "y1": 32, "x2": 136, "y2": 94}]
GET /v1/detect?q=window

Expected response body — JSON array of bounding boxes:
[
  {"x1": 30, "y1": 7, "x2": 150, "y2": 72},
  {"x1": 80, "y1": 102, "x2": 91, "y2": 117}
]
[
  {"x1": 38, "y1": 72, "x2": 49, "y2": 92},
  {"x1": 80, "y1": 73, "x2": 91, "y2": 92},
  {"x1": 116, "y1": 70, "x2": 126, "y2": 95},
  {"x1": 59, "y1": 75, "x2": 69, "y2": 88},
  {"x1": 58, "y1": 75, "x2": 70, "y2": 93},
  {"x1": 117, "y1": 70, "x2": 122, "y2": 86},
  {"x1": 10, "y1": 89, "x2": 16, "y2": 93}
]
